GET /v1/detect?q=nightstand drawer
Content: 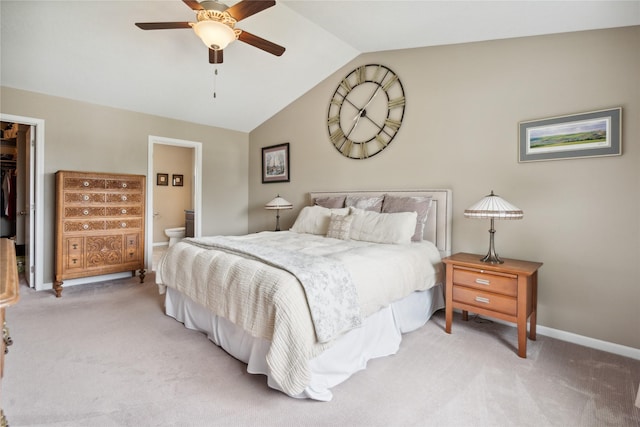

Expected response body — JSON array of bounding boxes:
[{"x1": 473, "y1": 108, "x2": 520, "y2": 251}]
[
  {"x1": 452, "y1": 266, "x2": 517, "y2": 297},
  {"x1": 452, "y1": 286, "x2": 517, "y2": 316}
]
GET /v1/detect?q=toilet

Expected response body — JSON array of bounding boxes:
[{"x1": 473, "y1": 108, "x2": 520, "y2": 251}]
[{"x1": 165, "y1": 227, "x2": 186, "y2": 247}]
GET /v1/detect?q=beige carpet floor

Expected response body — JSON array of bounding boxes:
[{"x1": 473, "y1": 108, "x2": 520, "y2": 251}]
[{"x1": 2, "y1": 273, "x2": 639, "y2": 427}]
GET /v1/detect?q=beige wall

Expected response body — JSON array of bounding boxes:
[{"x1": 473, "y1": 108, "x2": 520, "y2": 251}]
[
  {"x1": 249, "y1": 27, "x2": 640, "y2": 349},
  {"x1": 153, "y1": 144, "x2": 193, "y2": 244},
  {"x1": 0, "y1": 86, "x2": 250, "y2": 284}
]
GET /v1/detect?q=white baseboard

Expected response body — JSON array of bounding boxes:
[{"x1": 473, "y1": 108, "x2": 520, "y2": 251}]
[
  {"x1": 460, "y1": 310, "x2": 640, "y2": 360},
  {"x1": 42, "y1": 272, "x2": 133, "y2": 291},
  {"x1": 153, "y1": 241, "x2": 169, "y2": 247},
  {"x1": 536, "y1": 324, "x2": 640, "y2": 360}
]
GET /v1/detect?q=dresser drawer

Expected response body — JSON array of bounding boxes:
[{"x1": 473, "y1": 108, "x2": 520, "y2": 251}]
[
  {"x1": 452, "y1": 286, "x2": 517, "y2": 316},
  {"x1": 64, "y1": 192, "x2": 106, "y2": 204},
  {"x1": 63, "y1": 220, "x2": 106, "y2": 233},
  {"x1": 105, "y1": 206, "x2": 143, "y2": 217},
  {"x1": 106, "y1": 193, "x2": 143, "y2": 204},
  {"x1": 452, "y1": 266, "x2": 517, "y2": 297},
  {"x1": 64, "y1": 207, "x2": 106, "y2": 218},
  {"x1": 105, "y1": 219, "x2": 141, "y2": 230},
  {"x1": 106, "y1": 178, "x2": 143, "y2": 191},
  {"x1": 63, "y1": 177, "x2": 106, "y2": 190}
]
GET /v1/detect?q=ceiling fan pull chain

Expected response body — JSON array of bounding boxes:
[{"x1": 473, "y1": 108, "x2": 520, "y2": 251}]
[{"x1": 213, "y1": 67, "x2": 218, "y2": 99}]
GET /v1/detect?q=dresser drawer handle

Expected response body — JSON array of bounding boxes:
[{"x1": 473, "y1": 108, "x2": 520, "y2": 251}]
[
  {"x1": 121, "y1": 209, "x2": 127, "y2": 214},
  {"x1": 121, "y1": 222, "x2": 127, "y2": 228},
  {"x1": 475, "y1": 278, "x2": 490, "y2": 285},
  {"x1": 121, "y1": 195, "x2": 127, "y2": 201},
  {"x1": 83, "y1": 181, "x2": 90, "y2": 187},
  {"x1": 475, "y1": 296, "x2": 490, "y2": 304},
  {"x1": 83, "y1": 195, "x2": 89, "y2": 201},
  {"x1": 83, "y1": 209, "x2": 89, "y2": 216},
  {"x1": 122, "y1": 183, "x2": 127, "y2": 188},
  {"x1": 82, "y1": 224, "x2": 89, "y2": 230}
]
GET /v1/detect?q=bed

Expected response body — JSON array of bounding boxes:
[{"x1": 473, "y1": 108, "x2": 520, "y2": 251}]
[{"x1": 156, "y1": 189, "x2": 452, "y2": 401}]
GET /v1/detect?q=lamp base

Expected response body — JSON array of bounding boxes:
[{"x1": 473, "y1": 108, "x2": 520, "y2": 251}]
[
  {"x1": 274, "y1": 211, "x2": 281, "y2": 232},
  {"x1": 480, "y1": 252, "x2": 504, "y2": 264},
  {"x1": 480, "y1": 219, "x2": 504, "y2": 264}
]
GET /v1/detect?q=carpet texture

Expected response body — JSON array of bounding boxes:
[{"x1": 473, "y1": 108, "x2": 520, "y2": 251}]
[{"x1": 2, "y1": 274, "x2": 639, "y2": 427}]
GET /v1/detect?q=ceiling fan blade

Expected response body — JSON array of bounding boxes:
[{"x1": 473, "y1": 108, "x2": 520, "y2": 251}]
[
  {"x1": 183, "y1": 0, "x2": 204, "y2": 10},
  {"x1": 238, "y1": 30, "x2": 285, "y2": 56},
  {"x1": 209, "y1": 48, "x2": 224, "y2": 64},
  {"x1": 226, "y1": 1, "x2": 275, "y2": 21},
  {"x1": 135, "y1": 22, "x2": 192, "y2": 30}
]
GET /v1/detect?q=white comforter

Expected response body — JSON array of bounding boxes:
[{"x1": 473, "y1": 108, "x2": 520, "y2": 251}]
[{"x1": 156, "y1": 231, "x2": 442, "y2": 396}]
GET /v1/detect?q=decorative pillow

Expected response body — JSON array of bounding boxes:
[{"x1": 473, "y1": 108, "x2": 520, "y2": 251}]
[
  {"x1": 326, "y1": 213, "x2": 354, "y2": 240},
  {"x1": 345, "y1": 195, "x2": 384, "y2": 212},
  {"x1": 290, "y1": 205, "x2": 349, "y2": 235},
  {"x1": 382, "y1": 195, "x2": 433, "y2": 241},
  {"x1": 349, "y1": 207, "x2": 417, "y2": 244},
  {"x1": 314, "y1": 195, "x2": 346, "y2": 209}
]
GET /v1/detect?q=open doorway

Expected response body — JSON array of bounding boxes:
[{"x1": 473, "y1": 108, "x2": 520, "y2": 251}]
[
  {"x1": 0, "y1": 114, "x2": 45, "y2": 290},
  {"x1": 146, "y1": 136, "x2": 202, "y2": 272}
]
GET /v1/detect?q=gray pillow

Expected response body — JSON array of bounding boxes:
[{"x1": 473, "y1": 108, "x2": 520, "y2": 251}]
[
  {"x1": 345, "y1": 195, "x2": 384, "y2": 212},
  {"x1": 314, "y1": 196, "x2": 346, "y2": 209}
]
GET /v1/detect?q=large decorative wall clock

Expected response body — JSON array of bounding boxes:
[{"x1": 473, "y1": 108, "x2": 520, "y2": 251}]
[{"x1": 327, "y1": 64, "x2": 405, "y2": 159}]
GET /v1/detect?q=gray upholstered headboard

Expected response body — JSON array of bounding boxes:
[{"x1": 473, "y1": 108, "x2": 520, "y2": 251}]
[{"x1": 308, "y1": 189, "x2": 453, "y2": 257}]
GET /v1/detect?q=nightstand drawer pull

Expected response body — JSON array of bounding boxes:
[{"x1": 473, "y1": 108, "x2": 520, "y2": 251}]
[
  {"x1": 475, "y1": 296, "x2": 490, "y2": 304},
  {"x1": 475, "y1": 278, "x2": 490, "y2": 285}
]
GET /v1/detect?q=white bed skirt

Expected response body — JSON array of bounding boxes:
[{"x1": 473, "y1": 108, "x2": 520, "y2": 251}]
[{"x1": 164, "y1": 284, "x2": 445, "y2": 401}]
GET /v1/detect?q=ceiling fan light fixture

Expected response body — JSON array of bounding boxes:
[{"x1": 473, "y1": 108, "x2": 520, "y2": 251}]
[{"x1": 193, "y1": 20, "x2": 237, "y2": 50}]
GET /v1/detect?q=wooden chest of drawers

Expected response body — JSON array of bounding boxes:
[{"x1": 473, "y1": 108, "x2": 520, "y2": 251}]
[
  {"x1": 443, "y1": 252, "x2": 542, "y2": 358},
  {"x1": 54, "y1": 171, "x2": 146, "y2": 297}
]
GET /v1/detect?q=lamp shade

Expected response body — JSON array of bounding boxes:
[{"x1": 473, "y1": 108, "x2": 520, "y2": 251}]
[
  {"x1": 193, "y1": 20, "x2": 237, "y2": 50},
  {"x1": 464, "y1": 191, "x2": 523, "y2": 220},
  {"x1": 264, "y1": 195, "x2": 293, "y2": 210}
]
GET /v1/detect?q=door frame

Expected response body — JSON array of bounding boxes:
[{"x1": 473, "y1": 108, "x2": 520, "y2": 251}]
[
  {"x1": 146, "y1": 135, "x2": 202, "y2": 270},
  {"x1": 0, "y1": 113, "x2": 45, "y2": 290}
]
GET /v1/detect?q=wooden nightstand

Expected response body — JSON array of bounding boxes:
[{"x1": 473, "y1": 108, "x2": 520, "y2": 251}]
[{"x1": 443, "y1": 252, "x2": 543, "y2": 358}]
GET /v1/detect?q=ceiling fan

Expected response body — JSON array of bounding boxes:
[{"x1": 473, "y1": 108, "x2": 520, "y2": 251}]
[{"x1": 135, "y1": 0, "x2": 285, "y2": 64}]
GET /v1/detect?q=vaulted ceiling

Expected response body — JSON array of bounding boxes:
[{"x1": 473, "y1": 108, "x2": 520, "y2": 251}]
[{"x1": 1, "y1": 1, "x2": 638, "y2": 132}]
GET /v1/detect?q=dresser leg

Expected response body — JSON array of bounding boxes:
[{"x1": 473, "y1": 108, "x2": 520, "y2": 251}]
[
  {"x1": 138, "y1": 269, "x2": 145, "y2": 283},
  {"x1": 53, "y1": 280, "x2": 63, "y2": 298}
]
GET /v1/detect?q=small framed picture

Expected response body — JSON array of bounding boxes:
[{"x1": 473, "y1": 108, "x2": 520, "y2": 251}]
[
  {"x1": 156, "y1": 173, "x2": 168, "y2": 186},
  {"x1": 519, "y1": 107, "x2": 622, "y2": 162},
  {"x1": 172, "y1": 174, "x2": 183, "y2": 187},
  {"x1": 262, "y1": 143, "x2": 290, "y2": 183}
]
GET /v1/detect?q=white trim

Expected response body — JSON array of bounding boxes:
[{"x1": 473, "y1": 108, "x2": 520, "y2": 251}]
[
  {"x1": 0, "y1": 113, "x2": 45, "y2": 290},
  {"x1": 41, "y1": 272, "x2": 132, "y2": 290},
  {"x1": 461, "y1": 311, "x2": 640, "y2": 360},
  {"x1": 146, "y1": 136, "x2": 202, "y2": 272},
  {"x1": 536, "y1": 324, "x2": 640, "y2": 360}
]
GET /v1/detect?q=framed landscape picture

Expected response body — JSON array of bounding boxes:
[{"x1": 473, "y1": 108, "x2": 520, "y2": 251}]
[
  {"x1": 262, "y1": 143, "x2": 290, "y2": 183},
  {"x1": 519, "y1": 107, "x2": 621, "y2": 162}
]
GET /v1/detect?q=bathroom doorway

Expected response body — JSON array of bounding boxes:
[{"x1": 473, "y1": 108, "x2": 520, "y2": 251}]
[{"x1": 146, "y1": 136, "x2": 202, "y2": 271}]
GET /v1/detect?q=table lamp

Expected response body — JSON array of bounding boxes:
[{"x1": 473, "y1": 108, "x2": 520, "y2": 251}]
[
  {"x1": 464, "y1": 190, "x2": 523, "y2": 264},
  {"x1": 264, "y1": 195, "x2": 293, "y2": 231}
]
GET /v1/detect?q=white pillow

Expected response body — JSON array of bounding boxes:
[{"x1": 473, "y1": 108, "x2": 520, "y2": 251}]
[
  {"x1": 349, "y1": 207, "x2": 417, "y2": 244},
  {"x1": 290, "y1": 205, "x2": 349, "y2": 235}
]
